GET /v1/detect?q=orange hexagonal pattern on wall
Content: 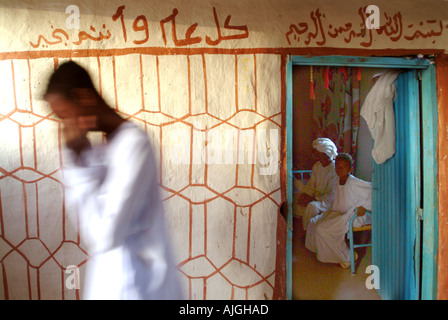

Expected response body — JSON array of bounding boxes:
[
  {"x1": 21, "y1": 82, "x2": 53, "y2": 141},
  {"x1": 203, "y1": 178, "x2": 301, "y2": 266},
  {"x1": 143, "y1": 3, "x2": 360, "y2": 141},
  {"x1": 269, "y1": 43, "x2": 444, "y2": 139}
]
[{"x1": 0, "y1": 52, "x2": 284, "y2": 300}]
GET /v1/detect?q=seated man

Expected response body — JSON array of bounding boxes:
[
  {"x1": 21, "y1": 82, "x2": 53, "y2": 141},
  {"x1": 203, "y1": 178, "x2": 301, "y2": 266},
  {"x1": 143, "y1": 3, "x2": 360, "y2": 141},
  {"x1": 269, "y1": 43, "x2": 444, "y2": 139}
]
[
  {"x1": 294, "y1": 138, "x2": 338, "y2": 231},
  {"x1": 305, "y1": 153, "x2": 372, "y2": 268}
]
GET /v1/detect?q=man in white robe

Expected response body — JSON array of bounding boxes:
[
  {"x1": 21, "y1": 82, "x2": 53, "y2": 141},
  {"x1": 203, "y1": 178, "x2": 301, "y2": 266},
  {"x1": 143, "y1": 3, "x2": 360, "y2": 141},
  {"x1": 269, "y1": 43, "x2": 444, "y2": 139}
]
[
  {"x1": 305, "y1": 153, "x2": 372, "y2": 267},
  {"x1": 44, "y1": 61, "x2": 183, "y2": 299},
  {"x1": 294, "y1": 138, "x2": 338, "y2": 231}
]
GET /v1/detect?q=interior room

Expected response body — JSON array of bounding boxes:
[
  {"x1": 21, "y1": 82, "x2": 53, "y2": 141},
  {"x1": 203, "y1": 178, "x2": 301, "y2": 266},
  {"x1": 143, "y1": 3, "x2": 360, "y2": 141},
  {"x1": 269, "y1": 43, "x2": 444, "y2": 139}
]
[{"x1": 291, "y1": 65, "x2": 387, "y2": 300}]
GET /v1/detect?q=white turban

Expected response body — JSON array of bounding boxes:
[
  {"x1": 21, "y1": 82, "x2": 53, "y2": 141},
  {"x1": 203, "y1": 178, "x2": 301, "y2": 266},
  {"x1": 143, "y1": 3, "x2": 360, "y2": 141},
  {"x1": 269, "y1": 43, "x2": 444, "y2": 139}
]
[{"x1": 312, "y1": 138, "x2": 338, "y2": 160}]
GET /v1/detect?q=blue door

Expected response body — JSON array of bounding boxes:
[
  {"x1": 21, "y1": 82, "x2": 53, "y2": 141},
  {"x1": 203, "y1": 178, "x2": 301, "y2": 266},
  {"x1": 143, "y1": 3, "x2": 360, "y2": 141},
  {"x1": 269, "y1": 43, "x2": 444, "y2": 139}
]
[{"x1": 371, "y1": 70, "x2": 421, "y2": 300}]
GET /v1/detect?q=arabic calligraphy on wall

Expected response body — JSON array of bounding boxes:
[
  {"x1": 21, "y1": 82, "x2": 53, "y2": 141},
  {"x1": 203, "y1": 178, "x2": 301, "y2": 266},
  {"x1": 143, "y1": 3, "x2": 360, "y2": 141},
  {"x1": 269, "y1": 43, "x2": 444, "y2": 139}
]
[
  {"x1": 29, "y1": 5, "x2": 249, "y2": 49},
  {"x1": 27, "y1": 4, "x2": 448, "y2": 51},
  {"x1": 286, "y1": 6, "x2": 448, "y2": 48}
]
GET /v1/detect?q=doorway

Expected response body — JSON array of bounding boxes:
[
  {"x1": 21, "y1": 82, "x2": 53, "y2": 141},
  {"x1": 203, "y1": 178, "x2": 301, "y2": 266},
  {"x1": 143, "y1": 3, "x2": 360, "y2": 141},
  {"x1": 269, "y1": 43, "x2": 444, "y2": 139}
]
[{"x1": 285, "y1": 56, "x2": 438, "y2": 300}]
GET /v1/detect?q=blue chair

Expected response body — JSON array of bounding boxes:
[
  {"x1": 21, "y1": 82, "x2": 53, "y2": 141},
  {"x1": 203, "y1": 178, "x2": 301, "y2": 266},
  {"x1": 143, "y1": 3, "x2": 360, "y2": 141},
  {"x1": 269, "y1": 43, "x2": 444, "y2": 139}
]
[
  {"x1": 348, "y1": 209, "x2": 372, "y2": 274},
  {"x1": 292, "y1": 169, "x2": 312, "y2": 182}
]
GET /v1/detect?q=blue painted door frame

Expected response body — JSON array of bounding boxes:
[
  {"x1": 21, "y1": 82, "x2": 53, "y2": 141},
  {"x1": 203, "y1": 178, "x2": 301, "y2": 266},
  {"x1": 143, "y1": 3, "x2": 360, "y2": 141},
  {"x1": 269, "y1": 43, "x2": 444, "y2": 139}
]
[{"x1": 285, "y1": 55, "x2": 438, "y2": 300}]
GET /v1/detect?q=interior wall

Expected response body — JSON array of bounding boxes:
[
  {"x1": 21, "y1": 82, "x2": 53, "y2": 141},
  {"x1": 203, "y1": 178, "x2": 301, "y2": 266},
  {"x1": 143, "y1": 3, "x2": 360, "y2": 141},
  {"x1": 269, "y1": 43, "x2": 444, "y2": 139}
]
[
  {"x1": 355, "y1": 117, "x2": 373, "y2": 181},
  {"x1": 292, "y1": 66, "x2": 315, "y2": 171},
  {"x1": 0, "y1": 52, "x2": 283, "y2": 300}
]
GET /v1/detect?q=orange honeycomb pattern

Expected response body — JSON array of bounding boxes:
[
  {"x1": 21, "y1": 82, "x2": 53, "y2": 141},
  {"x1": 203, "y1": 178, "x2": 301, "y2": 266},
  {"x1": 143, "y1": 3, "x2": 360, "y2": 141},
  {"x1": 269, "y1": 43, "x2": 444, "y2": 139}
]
[{"x1": 0, "y1": 52, "x2": 284, "y2": 300}]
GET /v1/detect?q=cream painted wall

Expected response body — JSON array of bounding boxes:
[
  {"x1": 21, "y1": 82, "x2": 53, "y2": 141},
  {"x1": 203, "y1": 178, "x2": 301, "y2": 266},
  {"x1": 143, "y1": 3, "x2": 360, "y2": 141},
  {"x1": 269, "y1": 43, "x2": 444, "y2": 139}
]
[
  {"x1": 0, "y1": 0, "x2": 447, "y2": 300},
  {"x1": 1, "y1": 0, "x2": 447, "y2": 52}
]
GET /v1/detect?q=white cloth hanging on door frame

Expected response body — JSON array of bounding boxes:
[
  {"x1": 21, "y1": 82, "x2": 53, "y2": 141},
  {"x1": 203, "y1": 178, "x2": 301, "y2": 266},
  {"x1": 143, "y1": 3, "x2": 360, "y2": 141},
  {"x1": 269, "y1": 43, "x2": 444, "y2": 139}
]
[{"x1": 360, "y1": 70, "x2": 401, "y2": 165}]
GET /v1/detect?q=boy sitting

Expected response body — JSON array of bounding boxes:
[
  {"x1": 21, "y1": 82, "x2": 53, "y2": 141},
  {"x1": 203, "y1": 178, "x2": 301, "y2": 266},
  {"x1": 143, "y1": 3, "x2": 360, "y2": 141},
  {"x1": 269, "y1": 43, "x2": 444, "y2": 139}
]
[{"x1": 305, "y1": 153, "x2": 372, "y2": 268}]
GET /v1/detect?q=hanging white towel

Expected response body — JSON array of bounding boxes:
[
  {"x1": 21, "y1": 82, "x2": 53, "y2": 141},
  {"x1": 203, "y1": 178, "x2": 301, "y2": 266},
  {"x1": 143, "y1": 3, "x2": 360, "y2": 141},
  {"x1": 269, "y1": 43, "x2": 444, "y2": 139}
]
[{"x1": 360, "y1": 70, "x2": 401, "y2": 164}]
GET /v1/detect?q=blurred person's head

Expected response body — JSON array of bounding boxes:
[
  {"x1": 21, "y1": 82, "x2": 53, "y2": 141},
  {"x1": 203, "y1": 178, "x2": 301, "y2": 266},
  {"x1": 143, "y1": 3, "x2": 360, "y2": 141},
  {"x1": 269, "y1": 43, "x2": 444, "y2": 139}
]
[{"x1": 44, "y1": 61, "x2": 121, "y2": 133}]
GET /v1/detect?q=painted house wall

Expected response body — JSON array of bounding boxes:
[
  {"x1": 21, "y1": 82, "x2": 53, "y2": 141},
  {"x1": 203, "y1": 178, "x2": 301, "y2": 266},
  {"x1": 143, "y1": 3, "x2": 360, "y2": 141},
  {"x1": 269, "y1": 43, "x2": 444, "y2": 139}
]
[
  {"x1": 436, "y1": 55, "x2": 448, "y2": 300},
  {"x1": 0, "y1": 0, "x2": 447, "y2": 300}
]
